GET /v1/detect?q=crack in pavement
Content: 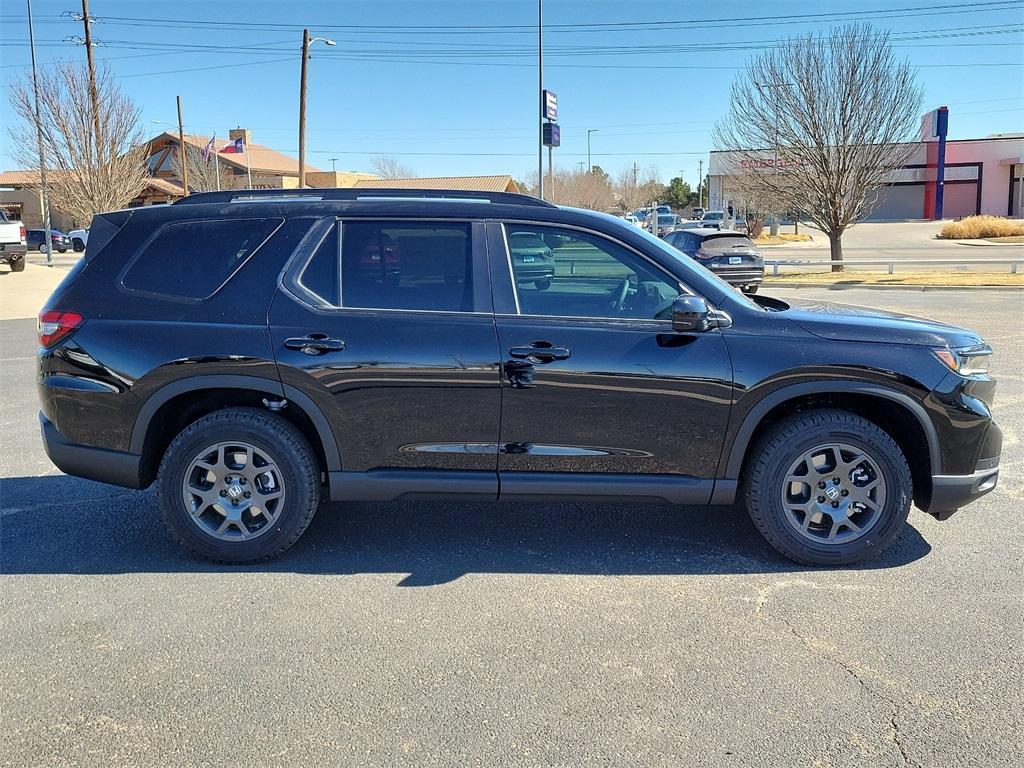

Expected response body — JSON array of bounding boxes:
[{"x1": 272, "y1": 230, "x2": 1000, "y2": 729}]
[{"x1": 756, "y1": 580, "x2": 918, "y2": 767}]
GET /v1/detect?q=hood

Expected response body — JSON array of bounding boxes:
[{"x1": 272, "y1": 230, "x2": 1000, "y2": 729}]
[{"x1": 779, "y1": 298, "x2": 984, "y2": 347}]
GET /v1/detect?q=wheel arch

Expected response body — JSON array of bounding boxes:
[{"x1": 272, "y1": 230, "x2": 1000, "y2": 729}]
[
  {"x1": 723, "y1": 382, "x2": 940, "y2": 507},
  {"x1": 132, "y1": 375, "x2": 341, "y2": 486}
]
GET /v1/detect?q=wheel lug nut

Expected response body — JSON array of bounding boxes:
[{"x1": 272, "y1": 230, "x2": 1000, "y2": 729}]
[
  {"x1": 219, "y1": 490, "x2": 227, "y2": 497},
  {"x1": 817, "y1": 496, "x2": 825, "y2": 503},
  {"x1": 833, "y1": 478, "x2": 840, "y2": 484},
  {"x1": 840, "y1": 489, "x2": 848, "y2": 497},
  {"x1": 244, "y1": 491, "x2": 250, "y2": 498},
  {"x1": 240, "y1": 477, "x2": 246, "y2": 485},
  {"x1": 831, "y1": 501, "x2": 839, "y2": 508},
  {"x1": 232, "y1": 499, "x2": 238, "y2": 505},
  {"x1": 818, "y1": 481, "x2": 826, "y2": 489}
]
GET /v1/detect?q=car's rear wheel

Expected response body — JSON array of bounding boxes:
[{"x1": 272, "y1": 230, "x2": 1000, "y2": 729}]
[
  {"x1": 158, "y1": 408, "x2": 320, "y2": 563},
  {"x1": 535, "y1": 279, "x2": 552, "y2": 290},
  {"x1": 9, "y1": 255, "x2": 25, "y2": 272},
  {"x1": 72, "y1": 238, "x2": 85, "y2": 252},
  {"x1": 741, "y1": 285, "x2": 759, "y2": 295},
  {"x1": 744, "y1": 409, "x2": 912, "y2": 566}
]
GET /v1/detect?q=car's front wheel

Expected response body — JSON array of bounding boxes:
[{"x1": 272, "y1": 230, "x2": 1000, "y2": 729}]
[
  {"x1": 9, "y1": 255, "x2": 25, "y2": 272},
  {"x1": 158, "y1": 408, "x2": 320, "y2": 562},
  {"x1": 535, "y1": 279, "x2": 552, "y2": 290},
  {"x1": 72, "y1": 238, "x2": 85, "y2": 252},
  {"x1": 744, "y1": 409, "x2": 912, "y2": 566}
]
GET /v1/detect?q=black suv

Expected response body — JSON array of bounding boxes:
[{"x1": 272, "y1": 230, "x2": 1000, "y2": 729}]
[
  {"x1": 37, "y1": 190, "x2": 1001, "y2": 566},
  {"x1": 664, "y1": 228, "x2": 763, "y2": 294}
]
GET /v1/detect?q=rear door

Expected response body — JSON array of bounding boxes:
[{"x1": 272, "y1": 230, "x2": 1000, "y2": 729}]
[{"x1": 269, "y1": 217, "x2": 502, "y2": 489}]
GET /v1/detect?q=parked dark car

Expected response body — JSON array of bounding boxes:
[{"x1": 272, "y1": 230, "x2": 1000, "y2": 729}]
[
  {"x1": 26, "y1": 228, "x2": 71, "y2": 253},
  {"x1": 665, "y1": 228, "x2": 764, "y2": 294},
  {"x1": 37, "y1": 189, "x2": 1000, "y2": 567},
  {"x1": 507, "y1": 230, "x2": 555, "y2": 289}
]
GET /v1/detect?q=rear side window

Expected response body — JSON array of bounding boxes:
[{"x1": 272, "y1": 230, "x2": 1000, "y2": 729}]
[
  {"x1": 340, "y1": 220, "x2": 473, "y2": 312},
  {"x1": 121, "y1": 218, "x2": 282, "y2": 300},
  {"x1": 299, "y1": 224, "x2": 340, "y2": 305}
]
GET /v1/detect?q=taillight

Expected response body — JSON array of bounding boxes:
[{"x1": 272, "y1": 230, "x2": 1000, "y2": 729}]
[
  {"x1": 38, "y1": 310, "x2": 83, "y2": 347},
  {"x1": 695, "y1": 249, "x2": 713, "y2": 260},
  {"x1": 19, "y1": 225, "x2": 26, "y2": 244}
]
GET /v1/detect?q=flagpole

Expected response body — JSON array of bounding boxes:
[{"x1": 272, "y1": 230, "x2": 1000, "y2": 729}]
[{"x1": 245, "y1": 141, "x2": 252, "y2": 189}]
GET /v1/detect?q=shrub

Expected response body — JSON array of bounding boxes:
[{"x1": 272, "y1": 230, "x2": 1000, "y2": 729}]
[{"x1": 938, "y1": 216, "x2": 1024, "y2": 239}]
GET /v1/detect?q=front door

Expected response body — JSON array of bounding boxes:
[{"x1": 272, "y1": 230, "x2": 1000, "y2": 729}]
[
  {"x1": 270, "y1": 218, "x2": 502, "y2": 493},
  {"x1": 487, "y1": 221, "x2": 733, "y2": 500}
]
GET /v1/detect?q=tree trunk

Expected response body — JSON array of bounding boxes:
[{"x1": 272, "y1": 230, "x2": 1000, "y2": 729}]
[{"x1": 829, "y1": 233, "x2": 844, "y2": 273}]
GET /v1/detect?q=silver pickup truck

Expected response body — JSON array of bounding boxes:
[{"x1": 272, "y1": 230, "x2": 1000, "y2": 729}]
[{"x1": 0, "y1": 209, "x2": 27, "y2": 272}]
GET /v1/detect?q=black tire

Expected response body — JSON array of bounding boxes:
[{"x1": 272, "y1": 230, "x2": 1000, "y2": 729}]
[
  {"x1": 9, "y1": 255, "x2": 25, "y2": 272},
  {"x1": 741, "y1": 285, "x2": 759, "y2": 295},
  {"x1": 535, "y1": 279, "x2": 552, "y2": 290},
  {"x1": 744, "y1": 409, "x2": 912, "y2": 566},
  {"x1": 72, "y1": 238, "x2": 85, "y2": 252},
  {"x1": 158, "y1": 408, "x2": 320, "y2": 563}
]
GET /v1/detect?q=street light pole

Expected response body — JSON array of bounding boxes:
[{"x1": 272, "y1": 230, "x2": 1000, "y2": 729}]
[
  {"x1": 298, "y1": 29, "x2": 335, "y2": 188},
  {"x1": 587, "y1": 129, "x2": 598, "y2": 172},
  {"x1": 26, "y1": 0, "x2": 52, "y2": 265}
]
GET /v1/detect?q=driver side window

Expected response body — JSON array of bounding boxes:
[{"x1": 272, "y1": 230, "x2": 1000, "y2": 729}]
[{"x1": 503, "y1": 224, "x2": 679, "y2": 320}]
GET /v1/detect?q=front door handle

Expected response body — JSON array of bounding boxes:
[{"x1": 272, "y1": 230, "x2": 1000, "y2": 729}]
[
  {"x1": 508, "y1": 343, "x2": 571, "y2": 363},
  {"x1": 285, "y1": 333, "x2": 346, "y2": 356}
]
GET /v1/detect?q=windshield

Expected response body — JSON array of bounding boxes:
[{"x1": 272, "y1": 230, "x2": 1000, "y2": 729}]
[
  {"x1": 704, "y1": 211, "x2": 724, "y2": 221},
  {"x1": 657, "y1": 215, "x2": 676, "y2": 225}
]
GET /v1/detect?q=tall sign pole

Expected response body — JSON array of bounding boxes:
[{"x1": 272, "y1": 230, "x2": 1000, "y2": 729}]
[
  {"x1": 26, "y1": 0, "x2": 52, "y2": 265},
  {"x1": 537, "y1": 0, "x2": 544, "y2": 200},
  {"x1": 176, "y1": 95, "x2": 189, "y2": 196}
]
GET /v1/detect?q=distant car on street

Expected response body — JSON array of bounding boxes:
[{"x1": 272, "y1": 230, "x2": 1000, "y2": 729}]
[
  {"x1": 664, "y1": 228, "x2": 763, "y2": 294},
  {"x1": 655, "y1": 213, "x2": 679, "y2": 237},
  {"x1": 27, "y1": 228, "x2": 71, "y2": 254},
  {"x1": 622, "y1": 214, "x2": 642, "y2": 228},
  {"x1": 691, "y1": 207, "x2": 705, "y2": 220},
  {"x1": 702, "y1": 211, "x2": 726, "y2": 226},
  {"x1": 69, "y1": 228, "x2": 89, "y2": 252},
  {"x1": 507, "y1": 230, "x2": 555, "y2": 290},
  {"x1": 0, "y1": 209, "x2": 27, "y2": 272}
]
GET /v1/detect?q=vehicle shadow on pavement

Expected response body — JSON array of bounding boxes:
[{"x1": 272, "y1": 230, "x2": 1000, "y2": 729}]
[{"x1": 0, "y1": 474, "x2": 931, "y2": 583}]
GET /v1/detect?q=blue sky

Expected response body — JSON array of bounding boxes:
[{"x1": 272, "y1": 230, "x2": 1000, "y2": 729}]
[{"x1": 1, "y1": 0, "x2": 1022, "y2": 184}]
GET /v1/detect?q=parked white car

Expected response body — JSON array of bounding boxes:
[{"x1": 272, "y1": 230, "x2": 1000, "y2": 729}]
[{"x1": 69, "y1": 228, "x2": 88, "y2": 252}]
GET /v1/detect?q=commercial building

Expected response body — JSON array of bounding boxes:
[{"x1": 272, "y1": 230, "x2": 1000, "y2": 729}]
[{"x1": 708, "y1": 130, "x2": 1024, "y2": 221}]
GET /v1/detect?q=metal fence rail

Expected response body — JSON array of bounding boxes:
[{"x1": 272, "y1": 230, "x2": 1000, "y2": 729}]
[{"x1": 764, "y1": 259, "x2": 1024, "y2": 276}]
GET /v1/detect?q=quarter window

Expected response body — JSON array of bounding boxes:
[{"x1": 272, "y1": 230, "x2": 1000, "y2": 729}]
[
  {"x1": 340, "y1": 221, "x2": 473, "y2": 312},
  {"x1": 503, "y1": 224, "x2": 679, "y2": 320},
  {"x1": 122, "y1": 218, "x2": 281, "y2": 300},
  {"x1": 299, "y1": 224, "x2": 340, "y2": 306}
]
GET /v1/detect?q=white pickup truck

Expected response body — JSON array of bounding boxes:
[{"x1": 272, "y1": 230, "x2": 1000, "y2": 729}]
[{"x1": 0, "y1": 209, "x2": 27, "y2": 272}]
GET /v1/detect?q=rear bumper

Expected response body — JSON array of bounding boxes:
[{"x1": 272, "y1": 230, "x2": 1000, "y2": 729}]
[
  {"x1": 0, "y1": 244, "x2": 27, "y2": 260},
  {"x1": 39, "y1": 412, "x2": 145, "y2": 489},
  {"x1": 924, "y1": 466, "x2": 1000, "y2": 520},
  {"x1": 706, "y1": 265, "x2": 763, "y2": 285}
]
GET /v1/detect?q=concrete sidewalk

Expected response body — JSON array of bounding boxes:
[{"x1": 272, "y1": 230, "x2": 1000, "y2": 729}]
[{"x1": 0, "y1": 263, "x2": 65, "y2": 320}]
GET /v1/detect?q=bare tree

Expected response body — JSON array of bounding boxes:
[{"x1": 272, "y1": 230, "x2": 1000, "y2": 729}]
[
  {"x1": 549, "y1": 168, "x2": 615, "y2": 210},
  {"x1": 613, "y1": 166, "x2": 663, "y2": 213},
  {"x1": 369, "y1": 155, "x2": 415, "y2": 179},
  {"x1": 171, "y1": 143, "x2": 233, "y2": 193},
  {"x1": 9, "y1": 62, "x2": 148, "y2": 227},
  {"x1": 714, "y1": 24, "x2": 922, "y2": 270}
]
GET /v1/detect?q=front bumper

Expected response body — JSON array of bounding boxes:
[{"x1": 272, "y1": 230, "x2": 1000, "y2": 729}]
[
  {"x1": 925, "y1": 466, "x2": 1000, "y2": 519},
  {"x1": 39, "y1": 412, "x2": 145, "y2": 489}
]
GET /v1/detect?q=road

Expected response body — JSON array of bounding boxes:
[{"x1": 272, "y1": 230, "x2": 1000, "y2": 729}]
[{"x1": 1, "y1": 287, "x2": 1021, "y2": 767}]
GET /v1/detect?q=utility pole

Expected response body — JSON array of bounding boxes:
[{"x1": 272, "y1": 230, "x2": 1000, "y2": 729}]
[
  {"x1": 577, "y1": 161, "x2": 586, "y2": 172},
  {"x1": 299, "y1": 28, "x2": 310, "y2": 188},
  {"x1": 298, "y1": 29, "x2": 334, "y2": 188},
  {"x1": 330, "y1": 158, "x2": 338, "y2": 173},
  {"x1": 632, "y1": 162, "x2": 639, "y2": 187},
  {"x1": 587, "y1": 129, "x2": 598, "y2": 172},
  {"x1": 26, "y1": 0, "x2": 52, "y2": 265},
  {"x1": 176, "y1": 96, "x2": 189, "y2": 196},
  {"x1": 80, "y1": 0, "x2": 101, "y2": 159},
  {"x1": 537, "y1": 0, "x2": 544, "y2": 200}
]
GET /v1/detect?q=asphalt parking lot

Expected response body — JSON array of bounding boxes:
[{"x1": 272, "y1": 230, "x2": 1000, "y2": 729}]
[{"x1": 1, "y1": 286, "x2": 1021, "y2": 767}]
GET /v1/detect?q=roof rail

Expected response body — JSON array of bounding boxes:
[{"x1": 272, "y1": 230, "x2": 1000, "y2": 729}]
[{"x1": 173, "y1": 187, "x2": 555, "y2": 207}]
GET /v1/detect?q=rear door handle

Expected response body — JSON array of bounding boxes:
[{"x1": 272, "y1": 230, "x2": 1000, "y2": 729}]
[
  {"x1": 508, "y1": 343, "x2": 571, "y2": 363},
  {"x1": 285, "y1": 333, "x2": 346, "y2": 356}
]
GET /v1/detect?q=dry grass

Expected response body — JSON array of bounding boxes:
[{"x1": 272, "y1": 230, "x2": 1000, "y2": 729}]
[
  {"x1": 765, "y1": 271, "x2": 1024, "y2": 287},
  {"x1": 938, "y1": 216, "x2": 1024, "y2": 240},
  {"x1": 753, "y1": 233, "x2": 814, "y2": 245}
]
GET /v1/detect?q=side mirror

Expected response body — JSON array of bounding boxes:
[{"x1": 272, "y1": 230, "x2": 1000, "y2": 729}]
[{"x1": 671, "y1": 295, "x2": 713, "y2": 332}]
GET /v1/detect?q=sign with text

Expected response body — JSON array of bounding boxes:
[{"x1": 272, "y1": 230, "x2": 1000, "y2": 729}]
[
  {"x1": 542, "y1": 90, "x2": 558, "y2": 121},
  {"x1": 543, "y1": 122, "x2": 560, "y2": 147}
]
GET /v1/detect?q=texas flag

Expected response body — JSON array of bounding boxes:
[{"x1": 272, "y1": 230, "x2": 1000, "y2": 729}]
[{"x1": 220, "y1": 137, "x2": 245, "y2": 154}]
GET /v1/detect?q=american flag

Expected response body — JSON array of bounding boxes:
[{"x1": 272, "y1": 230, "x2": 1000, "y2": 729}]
[{"x1": 201, "y1": 135, "x2": 216, "y2": 161}]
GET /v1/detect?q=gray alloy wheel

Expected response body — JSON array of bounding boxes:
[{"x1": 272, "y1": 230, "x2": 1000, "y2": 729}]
[
  {"x1": 181, "y1": 441, "x2": 286, "y2": 542},
  {"x1": 780, "y1": 442, "x2": 887, "y2": 545}
]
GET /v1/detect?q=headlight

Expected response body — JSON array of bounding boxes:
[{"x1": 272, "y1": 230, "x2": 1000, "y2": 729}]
[{"x1": 933, "y1": 344, "x2": 993, "y2": 376}]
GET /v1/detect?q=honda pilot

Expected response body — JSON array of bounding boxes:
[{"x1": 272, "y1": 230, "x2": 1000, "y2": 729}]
[{"x1": 37, "y1": 189, "x2": 1001, "y2": 566}]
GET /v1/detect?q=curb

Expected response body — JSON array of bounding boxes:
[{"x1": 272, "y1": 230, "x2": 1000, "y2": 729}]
[{"x1": 764, "y1": 281, "x2": 1024, "y2": 292}]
